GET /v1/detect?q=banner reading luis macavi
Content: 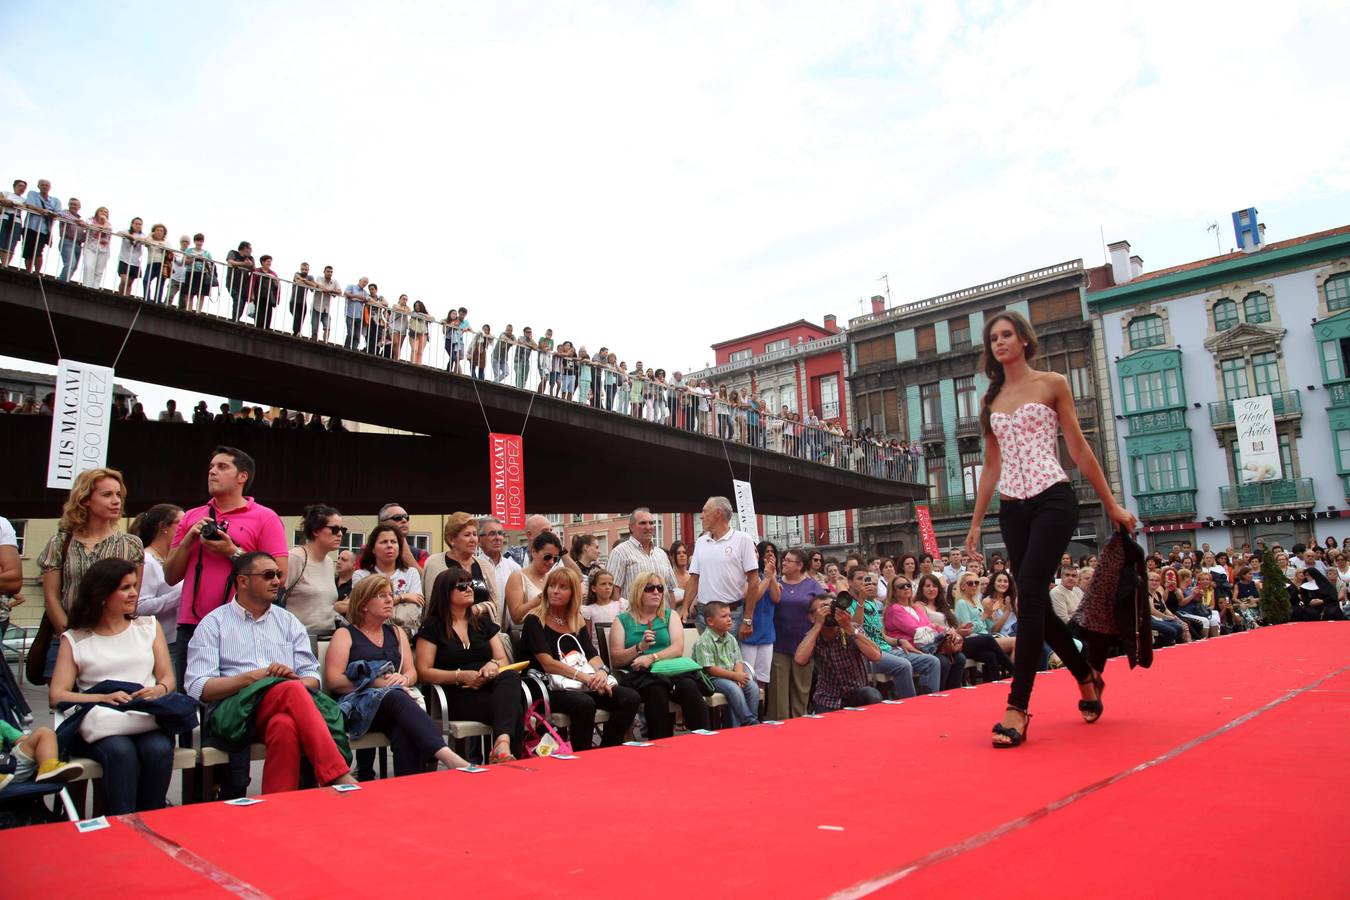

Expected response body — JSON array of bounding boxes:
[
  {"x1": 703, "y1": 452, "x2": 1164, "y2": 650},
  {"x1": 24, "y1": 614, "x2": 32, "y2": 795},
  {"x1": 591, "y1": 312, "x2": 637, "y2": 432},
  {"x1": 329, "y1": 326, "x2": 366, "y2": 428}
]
[
  {"x1": 1234, "y1": 395, "x2": 1281, "y2": 483},
  {"x1": 46, "y1": 359, "x2": 114, "y2": 490},
  {"x1": 488, "y1": 433, "x2": 525, "y2": 529},
  {"x1": 914, "y1": 504, "x2": 940, "y2": 557}
]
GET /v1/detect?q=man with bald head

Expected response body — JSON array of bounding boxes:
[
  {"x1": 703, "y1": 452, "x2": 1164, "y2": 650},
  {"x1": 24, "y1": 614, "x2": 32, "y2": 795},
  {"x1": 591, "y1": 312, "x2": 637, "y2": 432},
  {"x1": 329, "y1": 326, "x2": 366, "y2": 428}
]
[
  {"x1": 505, "y1": 514, "x2": 556, "y2": 568},
  {"x1": 606, "y1": 508, "x2": 677, "y2": 598}
]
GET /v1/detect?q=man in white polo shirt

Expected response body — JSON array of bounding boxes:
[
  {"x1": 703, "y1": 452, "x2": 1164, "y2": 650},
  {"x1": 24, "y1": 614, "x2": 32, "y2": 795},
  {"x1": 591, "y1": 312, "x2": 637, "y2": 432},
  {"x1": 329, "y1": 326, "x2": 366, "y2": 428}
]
[{"x1": 682, "y1": 496, "x2": 760, "y2": 636}]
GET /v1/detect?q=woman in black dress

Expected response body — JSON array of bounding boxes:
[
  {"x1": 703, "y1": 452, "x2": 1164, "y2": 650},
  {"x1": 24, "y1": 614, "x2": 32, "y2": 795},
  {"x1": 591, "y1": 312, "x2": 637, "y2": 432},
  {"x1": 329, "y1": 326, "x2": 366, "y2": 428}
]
[{"x1": 415, "y1": 565, "x2": 523, "y2": 763}]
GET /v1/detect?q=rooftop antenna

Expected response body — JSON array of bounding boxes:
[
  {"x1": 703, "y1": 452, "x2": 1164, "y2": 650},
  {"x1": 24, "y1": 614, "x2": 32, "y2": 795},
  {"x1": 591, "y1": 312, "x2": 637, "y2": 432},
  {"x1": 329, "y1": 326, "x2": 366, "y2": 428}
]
[
  {"x1": 1206, "y1": 221, "x2": 1221, "y2": 254},
  {"x1": 1099, "y1": 225, "x2": 1108, "y2": 265},
  {"x1": 878, "y1": 273, "x2": 892, "y2": 306}
]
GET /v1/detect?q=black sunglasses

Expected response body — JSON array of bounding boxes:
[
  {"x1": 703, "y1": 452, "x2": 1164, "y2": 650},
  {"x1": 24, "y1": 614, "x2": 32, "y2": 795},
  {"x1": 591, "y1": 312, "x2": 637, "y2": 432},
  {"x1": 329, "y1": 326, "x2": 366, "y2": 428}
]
[
  {"x1": 325, "y1": 525, "x2": 349, "y2": 536},
  {"x1": 643, "y1": 584, "x2": 665, "y2": 594},
  {"x1": 451, "y1": 580, "x2": 475, "y2": 592},
  {"x1": 540, "y1": 553, "x2": 559, "y2": 563},
  {"x1": 384, "y1": 513, "x2": 410, "y2": 522},
  {"x1": 246, "y1": 569, "x2": 282, "y2": 581}
]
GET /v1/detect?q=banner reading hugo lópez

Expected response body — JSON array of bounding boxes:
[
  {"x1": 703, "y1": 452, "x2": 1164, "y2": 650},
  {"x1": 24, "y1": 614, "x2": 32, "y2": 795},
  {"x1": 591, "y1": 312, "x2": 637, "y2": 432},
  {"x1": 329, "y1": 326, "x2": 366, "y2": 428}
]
[
  {"x1": 488, "y1": 432, "x2": 526, "y2": 529},
  {"x1": 1234, "y1": 395, "x2": 1281, "y2": 483},
  {"x1": 46, "y1": 359, "x2": 114, "y2": 490}
]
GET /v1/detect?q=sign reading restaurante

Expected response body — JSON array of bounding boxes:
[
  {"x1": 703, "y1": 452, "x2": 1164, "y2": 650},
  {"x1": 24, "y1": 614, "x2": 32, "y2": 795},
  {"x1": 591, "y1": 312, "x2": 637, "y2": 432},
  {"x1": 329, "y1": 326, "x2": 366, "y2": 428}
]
[{"x1": 1142, "y1": 508, "x2": 1347, "y2": 534}]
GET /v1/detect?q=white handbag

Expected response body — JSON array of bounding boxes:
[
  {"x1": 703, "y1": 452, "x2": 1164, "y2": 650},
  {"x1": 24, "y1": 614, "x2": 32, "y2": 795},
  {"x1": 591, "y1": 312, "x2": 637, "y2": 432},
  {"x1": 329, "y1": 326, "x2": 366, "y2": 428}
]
[
  {"x1": 546, "y1": 633, "x2": 618, "y2": 691},
  {"x1": 79, "y1": 706, "x2": 158, "y2": 743}
]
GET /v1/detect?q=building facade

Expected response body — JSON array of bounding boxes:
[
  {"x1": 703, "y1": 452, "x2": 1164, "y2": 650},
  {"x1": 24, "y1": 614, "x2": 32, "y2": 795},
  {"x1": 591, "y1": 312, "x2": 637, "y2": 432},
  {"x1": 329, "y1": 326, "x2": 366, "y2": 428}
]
[
  {"x1": 688, "y1": 314, "x2": 857, "y2": 557},
  {"x1": 1088, "y1": 217, "x2": 1350, "y2": 553},
  {"x1": 848, "y1": 261, "x2": 1115, "y2": 560}
]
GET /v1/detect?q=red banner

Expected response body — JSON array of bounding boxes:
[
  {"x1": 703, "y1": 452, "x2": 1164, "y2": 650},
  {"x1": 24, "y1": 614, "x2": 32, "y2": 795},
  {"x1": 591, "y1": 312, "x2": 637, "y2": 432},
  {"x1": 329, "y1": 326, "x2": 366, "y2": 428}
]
[
  {"x1": 914, "y1": 504, "x2": 940, "y2": 557},
  {"x1": 488, "y1": 433, "x2": 525, "y2": 530}
]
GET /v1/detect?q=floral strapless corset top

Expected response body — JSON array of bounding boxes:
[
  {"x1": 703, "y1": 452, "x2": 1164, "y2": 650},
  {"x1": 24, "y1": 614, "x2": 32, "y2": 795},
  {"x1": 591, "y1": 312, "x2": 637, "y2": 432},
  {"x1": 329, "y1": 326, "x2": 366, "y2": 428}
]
[{"x1": 989, "y1": 402, "x2": 1069, "y2": 499}]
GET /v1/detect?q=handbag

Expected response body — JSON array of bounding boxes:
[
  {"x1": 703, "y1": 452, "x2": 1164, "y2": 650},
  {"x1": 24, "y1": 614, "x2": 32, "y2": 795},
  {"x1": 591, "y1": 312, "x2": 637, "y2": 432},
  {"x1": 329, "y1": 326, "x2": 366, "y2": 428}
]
[
  {"x1": 26, "y1": 530, "x2": 73, "y2": 686},
  {"x1": 936, "y1": 631, "x2": 964, "y2": 656},
  {"x1": 79, "y1": 706, "x2": 158, "y2": 743},
  {"x1": 521, "y1": 673, "x2": 572, "y2": 757},
  {"x1": 546, "y1": 633, "x2": 618, "y2": 691},
  {"x1": 651, "y1": 655, "x2": 717, "y2": 695}
]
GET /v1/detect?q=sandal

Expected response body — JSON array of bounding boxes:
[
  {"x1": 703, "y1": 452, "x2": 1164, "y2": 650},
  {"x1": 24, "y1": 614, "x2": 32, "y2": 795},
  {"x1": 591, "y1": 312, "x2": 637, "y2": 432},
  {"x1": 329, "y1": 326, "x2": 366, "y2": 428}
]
[
  {"x1": 1078, "y1": 671, "x2": 1104, "y2": 724},
  {"x1": 991, "y1": 706, "x2": 1031, "y2": 748},
  {"x1": 489, "y1": 746, "x2": 517, "y2": 765}
]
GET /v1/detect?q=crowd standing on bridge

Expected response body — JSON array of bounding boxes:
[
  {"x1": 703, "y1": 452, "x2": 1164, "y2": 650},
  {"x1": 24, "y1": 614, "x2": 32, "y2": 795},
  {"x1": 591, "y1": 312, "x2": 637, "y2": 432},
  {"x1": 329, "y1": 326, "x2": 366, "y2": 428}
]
[
  {"x1": 2, "y1": 442, "x2": 1341, "y2": 815},
  {"x1": 1, "y1": 177, "x2": 921, "y2": 483}
]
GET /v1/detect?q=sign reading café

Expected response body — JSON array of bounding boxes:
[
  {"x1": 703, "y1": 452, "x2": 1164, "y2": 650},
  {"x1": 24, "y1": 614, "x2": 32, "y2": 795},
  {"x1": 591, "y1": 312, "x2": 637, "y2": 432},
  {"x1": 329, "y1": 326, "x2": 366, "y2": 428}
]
[{"x1": 1143, "y1": 508, "x2": 1347, "y2": 534}]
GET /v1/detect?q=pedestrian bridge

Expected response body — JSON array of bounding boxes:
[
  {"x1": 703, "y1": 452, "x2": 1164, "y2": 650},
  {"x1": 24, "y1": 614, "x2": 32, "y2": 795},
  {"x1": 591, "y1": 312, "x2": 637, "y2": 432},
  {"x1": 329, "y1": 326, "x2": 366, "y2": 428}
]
[{"x1": 0, "y1": 270, "x2": 924, "y2": 517}]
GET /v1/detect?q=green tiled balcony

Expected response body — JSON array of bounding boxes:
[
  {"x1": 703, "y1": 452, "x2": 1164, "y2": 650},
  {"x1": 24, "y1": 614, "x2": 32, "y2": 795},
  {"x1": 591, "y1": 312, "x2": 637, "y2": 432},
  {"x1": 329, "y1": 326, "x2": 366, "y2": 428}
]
[
  {"x1": 1208, "y1": 390, "x2": 1301, "y2": 427},
  {"x1": 1328, "y1": 381, "x2": 1350, "y2": 409},
  {"x1": 1136, "y1": 491, "x2": 1196, "y2": 520},
  {"x1": 1218, "y1": 477, "x2": 1315, "y2": 513},
  {"x1": 1125, "y1": 408, "x2": 1187, "y2": 436}
]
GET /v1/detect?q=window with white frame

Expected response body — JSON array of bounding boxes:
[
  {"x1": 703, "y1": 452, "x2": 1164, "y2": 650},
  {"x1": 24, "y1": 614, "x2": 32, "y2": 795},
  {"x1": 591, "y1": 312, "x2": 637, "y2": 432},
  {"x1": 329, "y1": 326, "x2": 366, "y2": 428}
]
[
  {"x1": 786, "y1": 515, "x2": 804, "y2": 546},
  {"x1": 828, "y1": 510, "x2": 848, "y2": 545},
  {"x1": 819, "y1": 375, "x2": 839, "y2": 419},
  {"x1": 407, "y1": 533, "x2": 431, "y2": 554},
  {"x1": 729, "y1": 349, "x2": 752, "y2": 363},
  {"x1": 765, "y1": 339, "x2": 790, "y2": 353},
  {"x1": 781, "y1": 385, "x2": 797, "y2": 414}
]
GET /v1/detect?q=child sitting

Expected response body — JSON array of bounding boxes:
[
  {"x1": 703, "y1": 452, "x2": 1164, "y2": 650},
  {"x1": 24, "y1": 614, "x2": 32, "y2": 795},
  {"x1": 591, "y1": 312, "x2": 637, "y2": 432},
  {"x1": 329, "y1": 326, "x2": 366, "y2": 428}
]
[
  {"x1": 691, "y1": 601, "x2": 759, "y2": 727},
  {"x1": 580, "y1": 568, "x2": 628, "y2": 645},
  {"x1": 0, "y1": 720, "x2": 84, "y2": 793}
]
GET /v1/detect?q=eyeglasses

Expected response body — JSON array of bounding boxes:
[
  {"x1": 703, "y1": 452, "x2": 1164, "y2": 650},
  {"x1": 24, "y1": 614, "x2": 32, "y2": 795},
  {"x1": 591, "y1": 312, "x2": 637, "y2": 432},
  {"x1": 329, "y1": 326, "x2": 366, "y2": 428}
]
[
  {"x1": 896, "y1": 583, "x2": 913, "y2": 590},
  {"x1": 451, "y1": 580, "x2": 475, "y2": 592},
  {"x1": 482, "y1": 531, "x2": 505, "y2": 538},
  {"x1": 246, "y1": 569, "x2": 282, "y2": 581},
  {"x1": 383, "y1": 513, "x2": 410, "y2": 522},
  {"x1": 540, "y1": 553, "x2": 559, "y2": 563},
  {"x1": 325, "y1": 525, "x2": 349, "y2": 536},
  {"x1": 643, "y1": 584, "x2": 665, "y2": 594}
]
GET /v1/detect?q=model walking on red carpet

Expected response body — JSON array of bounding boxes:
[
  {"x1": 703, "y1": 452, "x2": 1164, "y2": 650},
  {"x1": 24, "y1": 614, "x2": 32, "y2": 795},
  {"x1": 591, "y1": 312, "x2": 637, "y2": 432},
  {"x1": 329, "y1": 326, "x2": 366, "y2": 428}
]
[{"x1": 963, "y1": 311, "x2": 1136, "y2": 748}]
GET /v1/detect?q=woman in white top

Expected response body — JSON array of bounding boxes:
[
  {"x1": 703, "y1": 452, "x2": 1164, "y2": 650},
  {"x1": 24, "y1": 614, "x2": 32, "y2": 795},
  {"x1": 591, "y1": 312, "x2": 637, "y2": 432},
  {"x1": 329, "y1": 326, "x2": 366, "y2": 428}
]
[
  {"x1": 669, "y1": 540, "x2": 692, "y2": 613},
  {"x1": 81, "y1": 206, "x2": 113, "y2": 289},
  {"x1": 131, "y1": 503, "x2": 184, "y2": 652},
  {"x1": 49, "y1": 558, "x2": 175, "y2": 815},
  {"x1": 142, "y1": 223, "x2": 172, "y2": 304},
  {"x1": 284, "y1": 504, "x2": 343, "y2": 634},
  {"x1": 116, "y1": 216, "x2": 145, "y2": 296},
  {"x1": 352, "y1": 525, "x2": 424, "y2": 634},
  {"x1": 505, "y1": 532, "x2": 562, "y2": 625}
]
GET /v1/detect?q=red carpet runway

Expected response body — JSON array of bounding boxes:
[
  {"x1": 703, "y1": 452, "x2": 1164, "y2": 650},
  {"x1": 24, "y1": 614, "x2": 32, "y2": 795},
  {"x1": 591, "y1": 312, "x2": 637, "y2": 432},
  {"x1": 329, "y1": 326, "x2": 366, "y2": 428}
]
[{"x1": 8, "y1": 623, "x2": 1348, "y2": 898}]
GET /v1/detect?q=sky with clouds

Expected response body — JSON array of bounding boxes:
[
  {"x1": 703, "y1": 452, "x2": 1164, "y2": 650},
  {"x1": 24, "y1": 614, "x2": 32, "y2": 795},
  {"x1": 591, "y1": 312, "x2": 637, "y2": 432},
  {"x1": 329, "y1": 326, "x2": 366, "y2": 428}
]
[{"x1": 3, "y1": 0, "x2": 1349, "y2": 411}]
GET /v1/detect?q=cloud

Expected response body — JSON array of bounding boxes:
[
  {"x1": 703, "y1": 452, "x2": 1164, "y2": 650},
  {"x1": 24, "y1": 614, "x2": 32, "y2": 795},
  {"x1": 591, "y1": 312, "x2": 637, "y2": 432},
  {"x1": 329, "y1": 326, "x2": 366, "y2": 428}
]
[{"x1": 1, "y1": 0, "x2": 1347, "y2": 391}]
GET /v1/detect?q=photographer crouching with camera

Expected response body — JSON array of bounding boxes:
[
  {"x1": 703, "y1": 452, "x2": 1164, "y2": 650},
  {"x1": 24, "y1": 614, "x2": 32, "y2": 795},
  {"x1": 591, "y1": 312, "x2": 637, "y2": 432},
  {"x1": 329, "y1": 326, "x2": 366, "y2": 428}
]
[
  {"x1": 793, "y1": 593, "x2": 884, "y2": 712},
  {"x1": 163, "y1": 446, "x2": 288, "y2": 693}
]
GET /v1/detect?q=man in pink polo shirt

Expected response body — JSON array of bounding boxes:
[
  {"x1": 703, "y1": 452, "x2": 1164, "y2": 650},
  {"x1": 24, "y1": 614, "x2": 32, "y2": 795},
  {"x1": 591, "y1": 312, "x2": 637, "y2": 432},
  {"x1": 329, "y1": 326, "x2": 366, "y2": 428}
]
[{"x1": 164, "y1": 445, "x2": 287, "y2": 688}]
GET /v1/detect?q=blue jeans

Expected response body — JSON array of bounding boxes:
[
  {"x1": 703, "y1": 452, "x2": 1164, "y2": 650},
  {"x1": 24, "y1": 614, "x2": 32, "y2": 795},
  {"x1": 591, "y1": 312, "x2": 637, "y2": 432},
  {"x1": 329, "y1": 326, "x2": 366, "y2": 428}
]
[
  {"x1": 895, "y1": 648, "x2": 942, "y2": 694},
  {"x1": 59, "y1": 238, "x2": 82, "y2": 281},
  {"x1": 870, "y1": 651, "x2": 918, "y2": 698},
  {"x1": 711, "y1": 676, "x2": 760, "y2": 727},
  {"x1": 81, "y1": 730, "x2": 174, "y2": 814}
]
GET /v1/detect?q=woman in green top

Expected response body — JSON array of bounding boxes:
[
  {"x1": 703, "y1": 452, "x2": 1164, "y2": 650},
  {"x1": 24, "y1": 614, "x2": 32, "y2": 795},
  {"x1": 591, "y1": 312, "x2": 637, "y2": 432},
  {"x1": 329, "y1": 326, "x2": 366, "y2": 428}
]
[
  {"x1": 950, "y1": 574, "x2": 1012, "y2": 683},
  {"x1": 608, "y1": 572, "x2": 709, "y2": 738}
]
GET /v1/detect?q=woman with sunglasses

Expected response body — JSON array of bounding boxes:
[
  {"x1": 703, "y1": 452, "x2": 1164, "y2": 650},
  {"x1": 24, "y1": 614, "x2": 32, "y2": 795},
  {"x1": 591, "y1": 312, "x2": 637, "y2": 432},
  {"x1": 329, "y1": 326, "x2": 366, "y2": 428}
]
[
  {"x1": 951, "y1": 574, "x2": 1013, "y2": 683},
  {"x1": 609, "y1": 573, "x2": 710, "y2": 738},
  {"x1": 424, "y1": 513, "x2": 501, "y2": 626},
  {"x1": 413, "y1": 566, "x2": 523, "y2": 764},
  {"x1": 284, "y1": 504, "x2": 344, "y2": 634},
  {"x1": 505, "y1": 532, "x2": 565, "y2": 626}
]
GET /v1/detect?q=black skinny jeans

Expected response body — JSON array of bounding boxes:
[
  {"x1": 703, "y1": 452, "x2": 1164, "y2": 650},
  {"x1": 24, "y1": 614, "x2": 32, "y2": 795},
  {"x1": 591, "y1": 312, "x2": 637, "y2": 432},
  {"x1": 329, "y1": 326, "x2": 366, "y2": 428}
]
[
  {"x1": 999, "y1": 481, "x2": 1092, "y2": 711},
  {"x1": 962, "y1": 633, "x2": 1013, "y2": 683},
  {"x1": 368, "y1": 689, "x2": 452, "y2": 776},
  {"x1": 439, "y1": 670, "x2": 525, "y2": 757},
  {"x1": 637, "y1": 676, "x2": 709, "y2": 738},
  {"x1": 549, "y1": 685, "x2": 641, "y2": 751}
]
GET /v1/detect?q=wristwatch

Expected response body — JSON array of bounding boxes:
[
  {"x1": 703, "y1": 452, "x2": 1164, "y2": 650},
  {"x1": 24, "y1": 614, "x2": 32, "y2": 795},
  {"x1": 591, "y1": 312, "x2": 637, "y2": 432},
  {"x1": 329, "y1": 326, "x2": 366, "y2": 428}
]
[{"x1": 231, "y1": 548, "x2": 244, "y2": 559}]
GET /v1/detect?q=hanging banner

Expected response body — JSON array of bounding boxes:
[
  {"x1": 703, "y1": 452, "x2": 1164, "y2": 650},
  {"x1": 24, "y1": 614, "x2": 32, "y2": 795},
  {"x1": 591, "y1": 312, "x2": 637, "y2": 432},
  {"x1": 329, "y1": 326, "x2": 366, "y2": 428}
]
[
  {"x1": 46, "y1": 359, "x2": 114, "y2": 490},
  {"x1": 914, "y1": 504, "x2": 940, "y2": 557},
  {"x1": 1234, "y1": 395, "x2": 1280, "y2": 483},
  {"x1": 732, "y1": 479, "x2": 760, "y2": 542},
  {"x1": 488, "y1": 433, "x2": 525, "y2": 529}
]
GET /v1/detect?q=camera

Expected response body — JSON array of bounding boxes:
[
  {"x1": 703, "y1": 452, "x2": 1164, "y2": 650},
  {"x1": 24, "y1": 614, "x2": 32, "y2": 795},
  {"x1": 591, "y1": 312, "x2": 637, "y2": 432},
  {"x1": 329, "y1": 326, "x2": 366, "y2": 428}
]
[
  {"x1": 201, "y1": 518, "x2": 230, "y2": 542},
  {"x1": 820, "y1": 594, "x2": 852, "y2": 624}
]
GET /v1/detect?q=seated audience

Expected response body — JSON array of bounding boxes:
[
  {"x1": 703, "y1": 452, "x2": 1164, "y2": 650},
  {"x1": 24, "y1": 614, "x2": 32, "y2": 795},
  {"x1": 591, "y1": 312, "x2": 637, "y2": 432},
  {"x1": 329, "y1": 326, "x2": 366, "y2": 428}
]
[
  {"x1": 947, "y1": 573, "x2": 1013, "y2": 682},
  {"x1": 186, "y1": 552, "x2": 357, "y2": 794},
  {"x1": 692, "y1": 600, "x2": 759, "y2": 727},
  {"x1": 351, "y1": 524, "x2": 424, "y2": 634},
  {"x1": 609, "y1": 572, "x2": 710, "y2": 737},
  {"x1": 328, "y1": 575, "x2": 470, "y2": 773},
  {"x1": 521, "y1": 568, "x2": 639, "y2": 751},
  {"x1": 413, "y1": 566, "x2": 523, "y2": 763},
  {"x1": 49, "y1": 558, "x2": 185, "y2": 813}
]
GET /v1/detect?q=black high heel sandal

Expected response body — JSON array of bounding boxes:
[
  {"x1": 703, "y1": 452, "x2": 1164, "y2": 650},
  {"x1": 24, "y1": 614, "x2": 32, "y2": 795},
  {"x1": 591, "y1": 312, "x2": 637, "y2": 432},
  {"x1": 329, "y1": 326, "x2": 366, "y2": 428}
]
[
  {"x1": 992, "y1": 706, "x2": 1031, "y2": 748},
  {"x1": 1078, "y1": 671, "x2": 1104, "y2": 724}
]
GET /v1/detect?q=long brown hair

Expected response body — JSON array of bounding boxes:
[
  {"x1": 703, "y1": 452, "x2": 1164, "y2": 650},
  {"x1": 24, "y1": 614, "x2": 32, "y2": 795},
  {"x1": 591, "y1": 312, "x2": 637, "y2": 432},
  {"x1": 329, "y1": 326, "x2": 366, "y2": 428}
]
[{"x1": 978, "y1": 310, "x2": 1039, "y2": 433}]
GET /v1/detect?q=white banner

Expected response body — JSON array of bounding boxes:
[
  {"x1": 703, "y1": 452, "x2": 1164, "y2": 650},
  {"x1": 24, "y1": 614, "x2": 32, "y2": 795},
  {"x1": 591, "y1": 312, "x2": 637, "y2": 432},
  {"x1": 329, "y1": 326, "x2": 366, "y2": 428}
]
[
  {"x1": 1234, "y1": 395, "x2": 1281, "y2": 483},
  {"x1": 732, "y1": 479, "x2": 760, "y2": 542},
  {"x1": 46, "y1": 359, "x2": 114, "y2": 490}
]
